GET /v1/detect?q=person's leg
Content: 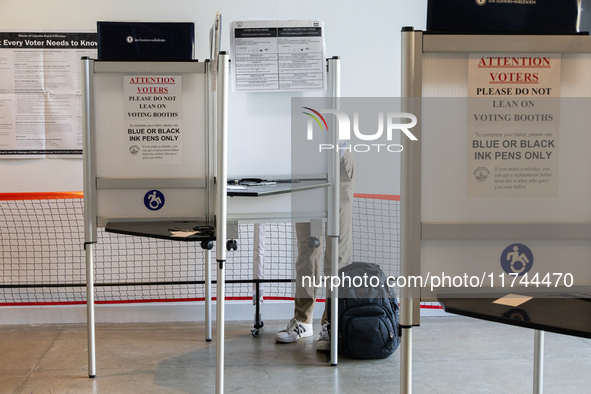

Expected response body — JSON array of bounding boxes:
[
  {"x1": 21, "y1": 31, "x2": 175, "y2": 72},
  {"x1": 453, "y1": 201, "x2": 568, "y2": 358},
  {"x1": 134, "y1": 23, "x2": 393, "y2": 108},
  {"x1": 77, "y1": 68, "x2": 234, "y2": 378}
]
[
  {"x1": 293, "y1": 222, "x2": 323, "y2": 324},
  {"x1": 275, "y1": 222, "x2": 322, "y2": 342},
  {"x1": 277, "y1": 152, "x2": 355, "y2": 344},
  {"x1": 252, "y1": 223, "x2": 265, "y2": 305},
  {"x1": 320, "y1": 151, "x2": 355, "y2": 327}
]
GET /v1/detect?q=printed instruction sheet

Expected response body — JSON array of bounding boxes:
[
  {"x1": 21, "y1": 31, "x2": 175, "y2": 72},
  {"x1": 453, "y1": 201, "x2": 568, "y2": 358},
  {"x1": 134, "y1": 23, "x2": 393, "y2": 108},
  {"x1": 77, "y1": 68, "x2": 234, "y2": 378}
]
[
  {"x1": 230, "y1": 20, "x2": 326, "y2": 92},
  {"x1": 0, "y1": 32, "x2": 97, "y2": 158}
]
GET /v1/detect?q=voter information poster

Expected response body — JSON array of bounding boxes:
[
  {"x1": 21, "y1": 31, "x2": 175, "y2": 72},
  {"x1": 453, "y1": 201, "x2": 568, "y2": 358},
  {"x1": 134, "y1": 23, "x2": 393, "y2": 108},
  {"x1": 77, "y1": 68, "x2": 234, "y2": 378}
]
[
  {"x1": 0, "y1": 32, "x2": 97, "y2": 158},
  {"x1": 467, "y1": 53, "x2": 561, "y2": 198},
  {"x1": 230, "y1": 20, "x2": 326, "y2": 92},
  {"x1": 124, "y1": 76, "x2": 183, "y2": 164}
]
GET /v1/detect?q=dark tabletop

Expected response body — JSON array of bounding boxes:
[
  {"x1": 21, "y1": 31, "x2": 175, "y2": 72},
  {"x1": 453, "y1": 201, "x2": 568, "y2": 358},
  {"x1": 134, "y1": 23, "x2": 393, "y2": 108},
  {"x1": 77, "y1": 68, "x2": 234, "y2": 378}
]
[
  {"x1": 227, "y1": 179, "x2": 330, "y2": 197},
  {"x1": 105, "y1": 220, "x2": 215, "y2": 243},
  {"x1": 439, "y1": 297, "x2": 591, "y2": 339}
]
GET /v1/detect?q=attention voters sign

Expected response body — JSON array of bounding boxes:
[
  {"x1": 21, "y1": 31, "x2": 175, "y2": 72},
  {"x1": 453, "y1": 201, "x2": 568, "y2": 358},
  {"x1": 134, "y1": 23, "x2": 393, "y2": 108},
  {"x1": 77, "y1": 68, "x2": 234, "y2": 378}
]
[
  {"x1": 124, "y1": 75, "x2": 183, "y2": 164},
  {"x1": 467, "y1": 54, "x2": 561, "y2": 198}
]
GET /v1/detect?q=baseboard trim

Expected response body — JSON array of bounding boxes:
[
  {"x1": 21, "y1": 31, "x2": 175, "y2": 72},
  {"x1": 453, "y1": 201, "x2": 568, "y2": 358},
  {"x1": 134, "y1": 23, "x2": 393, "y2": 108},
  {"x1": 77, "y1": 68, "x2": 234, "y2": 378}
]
[{"x1": 0, "y1": 300, "x2": 325, "y2": 325}]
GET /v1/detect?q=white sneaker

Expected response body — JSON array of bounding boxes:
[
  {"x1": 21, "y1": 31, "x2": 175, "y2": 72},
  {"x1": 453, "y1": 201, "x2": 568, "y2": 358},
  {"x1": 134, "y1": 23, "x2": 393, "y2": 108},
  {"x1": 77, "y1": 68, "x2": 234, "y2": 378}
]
[
  {"x1": 316, "y1": 323, "x2": 330, "y2": 351},
  {"x1": 274, "y1": 318, "x2": 313, "y2": 343}
]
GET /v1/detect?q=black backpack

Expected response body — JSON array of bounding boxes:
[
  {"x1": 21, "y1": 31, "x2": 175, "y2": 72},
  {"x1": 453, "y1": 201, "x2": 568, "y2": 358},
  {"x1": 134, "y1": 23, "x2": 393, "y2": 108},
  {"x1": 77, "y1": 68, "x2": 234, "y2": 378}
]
[{"x1": 327, "y1": 262, "x2": 401, "y2": 359}]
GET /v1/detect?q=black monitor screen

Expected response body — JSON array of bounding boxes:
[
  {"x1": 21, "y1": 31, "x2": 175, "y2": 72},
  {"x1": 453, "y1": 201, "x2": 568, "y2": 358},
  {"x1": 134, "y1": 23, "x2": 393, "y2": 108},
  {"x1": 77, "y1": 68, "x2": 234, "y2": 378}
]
[{"x1": 97, "y1": 21, "x2": 195, "y2": 61}]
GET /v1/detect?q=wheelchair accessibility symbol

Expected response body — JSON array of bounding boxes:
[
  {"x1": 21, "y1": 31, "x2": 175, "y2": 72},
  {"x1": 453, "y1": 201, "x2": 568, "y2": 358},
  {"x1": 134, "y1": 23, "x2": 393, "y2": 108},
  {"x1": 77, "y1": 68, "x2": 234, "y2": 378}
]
[
  {"x1": 144, "y1": 190, "x2": 165, "y2": 211},
  {"x1": 500, "y1": 243, "x2": 533, "y2": 276}
]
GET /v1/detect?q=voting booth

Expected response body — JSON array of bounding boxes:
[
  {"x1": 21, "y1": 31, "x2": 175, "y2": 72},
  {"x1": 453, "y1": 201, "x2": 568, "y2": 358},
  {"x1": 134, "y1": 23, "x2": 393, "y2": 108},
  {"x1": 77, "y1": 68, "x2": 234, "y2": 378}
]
[
  {"x1": 225, "y1": 57, "x2": 342, "y2": 364},
  {"x1": 81, "y1": 55, "x2": 230, "y2": 389},
  {"x1": 85, "y1": 62, "x2": 214, "y2": 227},
  {"x1": 400, "y1": 29, "x2": 591, "y2": 393},
  {"x1": 81, "y1": 53, "x2": 341, "y2": 391}
]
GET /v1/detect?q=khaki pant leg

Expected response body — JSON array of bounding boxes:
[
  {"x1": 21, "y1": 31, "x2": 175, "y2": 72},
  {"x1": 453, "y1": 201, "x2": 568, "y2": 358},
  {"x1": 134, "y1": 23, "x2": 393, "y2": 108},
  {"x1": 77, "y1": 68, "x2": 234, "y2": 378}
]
[
  {"x1": 293, "y1": 222, "x2": 322, "y2": 324},
  {"x1": 321, "y1": 151, "x2": 355, "y2": 325}
]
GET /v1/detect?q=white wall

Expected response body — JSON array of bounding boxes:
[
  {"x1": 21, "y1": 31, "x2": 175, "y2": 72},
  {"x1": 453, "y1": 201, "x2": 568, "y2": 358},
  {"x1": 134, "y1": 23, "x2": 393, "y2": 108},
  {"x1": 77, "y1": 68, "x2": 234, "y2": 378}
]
[{"x1": 0, "y1": 0, "x2": 426, "y2": 194}]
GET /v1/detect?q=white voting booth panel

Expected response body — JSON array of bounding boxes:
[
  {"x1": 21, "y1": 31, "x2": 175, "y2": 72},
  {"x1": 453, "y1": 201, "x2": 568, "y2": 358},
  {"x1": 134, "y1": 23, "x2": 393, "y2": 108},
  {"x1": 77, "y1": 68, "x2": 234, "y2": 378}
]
[
  {"x1": 226, "y1": 111, "x2": 331, "y2": 222},
  {"x1": 422, "y1": 53, "x2": 591, "y2": 222},
  {"x1": 228, "y1": 190, "x2": 327, "y2": 222},
  {"x1": 413, "y1": 38, "x2": 591, "y2": 298},
  {"x1": 399, "y1": 32, "x2": 591, "y2": 394},
  {"x1": 96, "y1": 189, "x2": 208, "y2": 221},
  {"x1": 421, "y1": 240, "x2": 591, "y2": 287},
  {"x1": 225, "y1": 93, "x2": 333, "y2": 223},
  {"x1": 92, "y1": 64, "x2": 211, "y2": 225},
  {"x1": 81, "y1": 58, "x2": 227, "y2": 385}
]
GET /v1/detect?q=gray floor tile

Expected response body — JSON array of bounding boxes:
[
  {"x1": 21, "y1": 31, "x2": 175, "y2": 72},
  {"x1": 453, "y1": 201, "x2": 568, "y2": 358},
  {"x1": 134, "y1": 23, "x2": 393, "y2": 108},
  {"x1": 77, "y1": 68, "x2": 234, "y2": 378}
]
[
  {"x1": 1, "y1": 316, "x2": 590, "y2": 393},
  {"x1": 0, "y1": 324, "x2": 63, "y2": 371}
]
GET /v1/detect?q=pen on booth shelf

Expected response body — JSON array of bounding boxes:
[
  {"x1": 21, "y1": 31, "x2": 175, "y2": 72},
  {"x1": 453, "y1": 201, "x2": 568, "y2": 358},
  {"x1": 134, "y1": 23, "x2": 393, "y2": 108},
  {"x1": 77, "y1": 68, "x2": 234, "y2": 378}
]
[{"x1": 228, "y1": 178, "x2": 276, "y2": 186}]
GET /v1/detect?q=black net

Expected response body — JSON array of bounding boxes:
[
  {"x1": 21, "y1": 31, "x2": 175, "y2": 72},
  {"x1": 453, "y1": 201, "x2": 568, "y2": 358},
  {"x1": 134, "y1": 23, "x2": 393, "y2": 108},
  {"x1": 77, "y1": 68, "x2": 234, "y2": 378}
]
[{"x1": 0, "y1": 196, "x2": 400, "y2": 304}]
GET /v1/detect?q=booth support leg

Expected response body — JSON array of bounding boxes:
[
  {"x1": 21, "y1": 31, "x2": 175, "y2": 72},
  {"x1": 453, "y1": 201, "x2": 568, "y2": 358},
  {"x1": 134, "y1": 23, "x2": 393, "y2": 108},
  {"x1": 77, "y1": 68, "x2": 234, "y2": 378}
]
[
  {"x1": 329, "y1": 237, "x2": 339, "y2": 366},
  {"x1": 400, "y1": 295, "x2": 413, "y2": 394},
  {"x1": 85, "y1": 243, "x2": 96, "y2": 378},
  {"x1": 401, "y1": 326, "x2": 412, "y2": 394},
  {"x1": 214, "y1": 51, "x2": 229, "y2": 394},
  {"x1": 205, "y1": 249, "x2": 212, "y2": 341},
  {"x1": 533, "y1": 330, "x2": 544, "y2": 394},
  {"x1": 253, "y1": 282, "x2": 263, "y2": 335},
  {"x1": 215, "y1": 260, "x2": 225, "y2": 394}
]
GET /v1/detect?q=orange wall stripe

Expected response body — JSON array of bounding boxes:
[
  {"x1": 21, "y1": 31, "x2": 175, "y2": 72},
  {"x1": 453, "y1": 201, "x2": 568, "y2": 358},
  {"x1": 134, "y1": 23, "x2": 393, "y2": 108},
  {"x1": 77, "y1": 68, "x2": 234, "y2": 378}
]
[
  {"x1": 0, "y1": 192, "x2": 399, "y2": 202},
  {"x1": 353, "y1": 193, "x2": 400, "y2": 201},
  {"x1": 0, "y1": 192, "x2": 84, "y2": 201}
]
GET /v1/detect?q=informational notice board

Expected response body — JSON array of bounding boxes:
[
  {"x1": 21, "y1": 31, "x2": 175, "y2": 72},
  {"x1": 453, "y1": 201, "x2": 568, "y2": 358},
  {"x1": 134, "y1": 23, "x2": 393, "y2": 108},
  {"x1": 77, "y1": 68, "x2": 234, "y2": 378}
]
[
  {"x1": 0, "y1": 31, "x2": 97, "y2": 158},
  {"x1": 229, "y1": 19, "x2": 326, "y2": 92}
]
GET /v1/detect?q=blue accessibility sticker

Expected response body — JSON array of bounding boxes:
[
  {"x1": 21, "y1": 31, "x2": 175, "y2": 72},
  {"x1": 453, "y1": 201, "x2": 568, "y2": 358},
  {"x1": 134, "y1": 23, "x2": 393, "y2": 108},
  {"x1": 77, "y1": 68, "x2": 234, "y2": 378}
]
[
  {"x1": 144, "y1": 190, "x2": 165, "y2": 211},
  {"x1": 500, "y1": 243, "x2": 533, "y2": 276}
]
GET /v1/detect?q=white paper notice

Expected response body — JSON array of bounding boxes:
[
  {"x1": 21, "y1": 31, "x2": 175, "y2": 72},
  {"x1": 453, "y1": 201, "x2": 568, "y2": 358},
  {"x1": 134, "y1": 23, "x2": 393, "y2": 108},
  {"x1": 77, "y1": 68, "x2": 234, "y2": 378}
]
[
  {"x1": 124, "y1": 76, "x2": 183, "y2": 164},
  {"x1": 467, "y1": 53, "x2": 561, "y2": 198},
  {"x1": 230, "y1": 20, "x2": 326, "y2": 92},
  {"x1": 493, "y1": 294, "x2": 532, "y2": 307},
  {"x1": 0, "y1": 32, "x2": 97, "y2": 158},
  {"x1": 170, "y1": 230, "x2": 199, "y2": 237}
]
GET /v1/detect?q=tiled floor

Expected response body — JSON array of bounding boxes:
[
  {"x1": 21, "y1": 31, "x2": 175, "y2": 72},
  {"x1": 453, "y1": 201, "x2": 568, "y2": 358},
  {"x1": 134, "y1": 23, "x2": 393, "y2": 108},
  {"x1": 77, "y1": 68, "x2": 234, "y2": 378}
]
[{"x1": 1, "y1": 316, "x2": 590, "y2": 393}]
